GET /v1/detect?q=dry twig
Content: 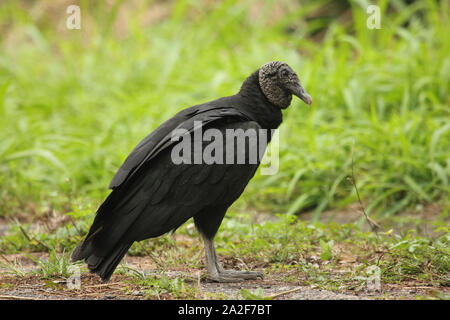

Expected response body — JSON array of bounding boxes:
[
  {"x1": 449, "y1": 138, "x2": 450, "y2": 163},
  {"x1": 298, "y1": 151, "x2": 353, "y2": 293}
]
[{"x1": 348, "y1": 143, "x2": 381, "y2": 234}]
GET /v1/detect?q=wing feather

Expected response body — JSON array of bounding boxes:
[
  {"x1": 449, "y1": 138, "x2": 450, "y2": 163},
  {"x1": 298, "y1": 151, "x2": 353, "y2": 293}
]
[{"x1": 109, "y1": 101, "x2": 251, "y2": 189}]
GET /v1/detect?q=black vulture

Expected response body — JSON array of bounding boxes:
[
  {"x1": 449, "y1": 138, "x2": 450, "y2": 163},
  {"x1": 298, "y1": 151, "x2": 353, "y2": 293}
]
[{"x1": 71, "y1": 61, "x2": 312, "y2": 282}]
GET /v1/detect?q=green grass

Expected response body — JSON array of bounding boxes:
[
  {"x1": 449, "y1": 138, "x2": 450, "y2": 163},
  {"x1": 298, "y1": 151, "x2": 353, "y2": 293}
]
[
  {"x1": 0, "y1": 0, "x2": 448, "y2": 299},
  {"x1": 122, "y1": 271, "x2": 199, "y2": 299},
  {"x1": 25, "y1": 250, "x2": 74, "y2": 279},
  {"x1": 0, "y1": 0, "x2": 448, "y2": 220}
]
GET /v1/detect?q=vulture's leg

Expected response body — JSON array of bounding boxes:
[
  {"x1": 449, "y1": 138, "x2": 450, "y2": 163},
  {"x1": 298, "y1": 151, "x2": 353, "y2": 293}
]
[
  {"x1": 201, "y1": 233, "x2": 263, "y2": 282},
  {"x1": 195, "y1": 207, "x2": 263, "y2": 282}
]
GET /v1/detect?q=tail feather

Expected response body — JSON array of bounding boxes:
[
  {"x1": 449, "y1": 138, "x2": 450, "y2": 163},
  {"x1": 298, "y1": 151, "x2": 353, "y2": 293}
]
[{"x1": 71, "y1": 241, "x2": 132, "y2": 282}]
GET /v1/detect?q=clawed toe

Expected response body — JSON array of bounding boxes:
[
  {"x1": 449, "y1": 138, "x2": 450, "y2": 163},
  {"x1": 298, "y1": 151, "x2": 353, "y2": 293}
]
[
  {"x1": 222, "y1": 270, "x2": 264, "y2": 279},
  {"x1": 205, "y1": 270, "x2": 264, "y2": 282},
  {"x1": 204, "y1": 274, "x2": 242, "y2": 283}
]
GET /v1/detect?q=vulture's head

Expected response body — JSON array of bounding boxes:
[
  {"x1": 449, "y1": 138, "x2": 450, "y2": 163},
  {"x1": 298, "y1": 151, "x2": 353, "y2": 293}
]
[{"x1": 259, "y1": 61, "x2": 312, "y2": 109}]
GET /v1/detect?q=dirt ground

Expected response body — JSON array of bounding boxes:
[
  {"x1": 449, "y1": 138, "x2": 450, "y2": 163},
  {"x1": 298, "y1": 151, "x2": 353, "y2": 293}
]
[
  {"x1": 0, "y1": 203, "x2": 447, "y2": 300},
  {"x1": 0, "y1": 254, "x2": 443, "y2": 300}
]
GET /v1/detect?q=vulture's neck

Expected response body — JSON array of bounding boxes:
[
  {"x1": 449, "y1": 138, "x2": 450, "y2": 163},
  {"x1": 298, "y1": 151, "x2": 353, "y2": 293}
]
[{"x1": 235, "y1": 71, "x2": 283, "y2": 130}]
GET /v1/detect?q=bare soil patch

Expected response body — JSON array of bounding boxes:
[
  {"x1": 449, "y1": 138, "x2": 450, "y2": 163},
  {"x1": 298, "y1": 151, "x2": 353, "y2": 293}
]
[
  {"x1": 1, "y1": 203, "x2": 447, "y2": 300},
  {"x1": 1, "y1": 254, "x2": 446, "y2": 300}
]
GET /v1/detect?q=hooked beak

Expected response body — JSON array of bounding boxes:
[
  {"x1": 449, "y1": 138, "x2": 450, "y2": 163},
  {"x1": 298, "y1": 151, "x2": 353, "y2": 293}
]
[{"x1": 285, "y1": 82, "x2": 312, "y2": 106}]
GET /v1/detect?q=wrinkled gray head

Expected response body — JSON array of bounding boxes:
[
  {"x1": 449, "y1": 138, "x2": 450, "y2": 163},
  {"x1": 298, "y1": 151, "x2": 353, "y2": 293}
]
[{"x1": 259, "y1": 61, "x2": 312, "y2": 109}]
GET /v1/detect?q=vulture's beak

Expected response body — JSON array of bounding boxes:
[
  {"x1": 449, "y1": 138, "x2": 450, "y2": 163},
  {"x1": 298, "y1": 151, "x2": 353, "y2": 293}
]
[{"x1": 286, "y1": 82, "x2": 312, "y2": 106}]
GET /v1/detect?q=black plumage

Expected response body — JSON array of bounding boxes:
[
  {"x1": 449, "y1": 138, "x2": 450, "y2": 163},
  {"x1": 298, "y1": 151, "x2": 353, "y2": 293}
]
[{"x1": 71, "y1": 61, "x2": 312, "y2": 282}]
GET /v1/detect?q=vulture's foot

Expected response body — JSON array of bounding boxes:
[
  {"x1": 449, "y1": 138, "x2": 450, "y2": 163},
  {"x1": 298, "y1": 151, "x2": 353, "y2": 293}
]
[{"x1": 202, "y1": 235, "x2": 263, "y2": 282}]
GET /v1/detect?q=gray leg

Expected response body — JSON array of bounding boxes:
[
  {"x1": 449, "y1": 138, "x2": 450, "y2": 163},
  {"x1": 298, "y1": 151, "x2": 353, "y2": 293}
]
[{"x1": 201, "y1": 233, "x2": 263, "y2": 282}]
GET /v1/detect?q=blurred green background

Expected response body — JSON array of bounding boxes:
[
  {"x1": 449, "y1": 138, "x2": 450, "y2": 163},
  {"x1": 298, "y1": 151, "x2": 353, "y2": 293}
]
[{"x1": 0, "y1": 0, "x2": 448, "y2": 221}]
